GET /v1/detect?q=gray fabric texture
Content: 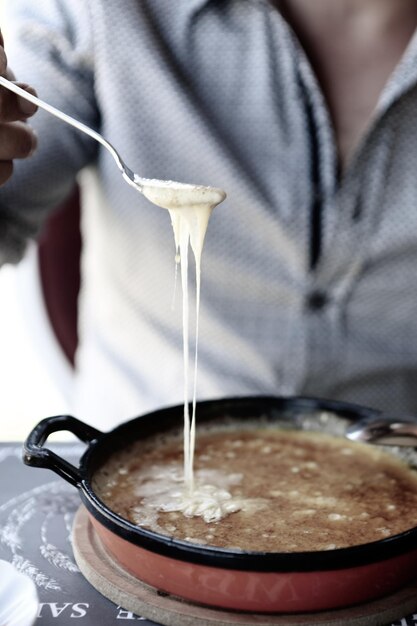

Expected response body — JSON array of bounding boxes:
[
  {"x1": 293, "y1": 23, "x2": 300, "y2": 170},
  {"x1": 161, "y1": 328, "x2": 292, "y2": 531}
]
[{"x1": 1, "y1": 0, "x2": 417, "y2": 427}]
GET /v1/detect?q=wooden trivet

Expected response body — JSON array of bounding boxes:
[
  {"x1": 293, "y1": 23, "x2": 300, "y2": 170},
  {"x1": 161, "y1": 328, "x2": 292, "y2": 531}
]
[{"x1": 72, "y1": 506, "x2": 417, "y2": 626}]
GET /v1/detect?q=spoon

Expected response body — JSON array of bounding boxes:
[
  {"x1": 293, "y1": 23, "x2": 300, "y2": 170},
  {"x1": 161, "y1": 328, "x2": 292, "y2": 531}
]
[
  {"x1": 0, "y1": 75, "x2": 226, "y2": 210},
  {"x1": 346, "y1": 416, "x2": 417, "y2": 447}
]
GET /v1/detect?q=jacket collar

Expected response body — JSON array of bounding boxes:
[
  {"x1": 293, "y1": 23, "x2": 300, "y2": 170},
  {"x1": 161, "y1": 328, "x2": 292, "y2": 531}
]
[{"x1": 377, "y1": 25, "x2": 417, "y2": 114}]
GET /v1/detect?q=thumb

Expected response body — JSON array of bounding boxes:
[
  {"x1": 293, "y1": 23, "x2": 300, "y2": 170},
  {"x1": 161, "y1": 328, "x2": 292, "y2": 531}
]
[
  {"x1": 0, "y1": 29, "x2": 14, "y2": 79},
  {"x1": 0, "y1": 32, "x2": 7, "y2": 77}
]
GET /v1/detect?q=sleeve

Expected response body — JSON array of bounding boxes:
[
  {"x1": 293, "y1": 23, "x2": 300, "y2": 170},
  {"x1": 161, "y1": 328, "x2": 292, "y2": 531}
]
[{"x1": 0, "y1": 0, "x2": 99, "y2": 265}]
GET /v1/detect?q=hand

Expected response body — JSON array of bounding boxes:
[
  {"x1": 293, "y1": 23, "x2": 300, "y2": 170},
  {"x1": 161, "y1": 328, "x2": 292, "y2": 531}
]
[{"x1": 0, "y1": 29, "x2": 38, "y2": 186}]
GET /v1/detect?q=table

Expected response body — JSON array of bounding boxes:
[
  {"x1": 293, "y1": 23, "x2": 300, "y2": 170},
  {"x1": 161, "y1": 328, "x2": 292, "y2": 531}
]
[{"x1": 0, "y1": 441, "x2": 416, "y2": 626}]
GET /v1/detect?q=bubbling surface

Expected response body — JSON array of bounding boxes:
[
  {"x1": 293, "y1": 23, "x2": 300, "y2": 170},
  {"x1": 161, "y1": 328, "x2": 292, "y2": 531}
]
[{"x1": 93, "y1": 425, "x2": 417, "y2": 552}]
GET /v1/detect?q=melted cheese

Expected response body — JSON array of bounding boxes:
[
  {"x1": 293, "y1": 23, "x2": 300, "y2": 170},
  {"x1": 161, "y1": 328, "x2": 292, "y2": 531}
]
[{"x1": 141, "y1": 178, "x2": 226, "y2": 498}]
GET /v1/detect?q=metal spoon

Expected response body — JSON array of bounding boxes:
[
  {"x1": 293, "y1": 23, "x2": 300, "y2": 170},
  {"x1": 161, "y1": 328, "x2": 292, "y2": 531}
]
[
  {"x1": 346, "y1": 416, "x2": 417, "y2": 447},
  {"x1": 0, "y1": 75, "x2": 226, "y2": 210}
]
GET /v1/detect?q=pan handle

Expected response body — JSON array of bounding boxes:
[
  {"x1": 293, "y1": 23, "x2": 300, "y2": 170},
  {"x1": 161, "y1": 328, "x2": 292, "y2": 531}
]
[{"x1": 23, "y1": 415, "x2": 103, "y2": 487}]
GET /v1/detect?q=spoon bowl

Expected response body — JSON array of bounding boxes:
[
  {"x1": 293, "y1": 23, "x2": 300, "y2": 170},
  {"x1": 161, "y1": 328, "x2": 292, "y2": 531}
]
[
  {"x1": 346, "y1": 415, "x2": 417, "y2": 447},
  {"x1": 139, "y1": 178, "x2": 226, "y2": 211}
]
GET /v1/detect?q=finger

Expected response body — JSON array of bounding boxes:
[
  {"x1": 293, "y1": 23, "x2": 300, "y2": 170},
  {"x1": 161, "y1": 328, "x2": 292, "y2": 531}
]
[
  {"x1": 17, "y1": 84, "x2": 38, "y2": 117},
  {"x1": 5, "y1": 67, "x2": 15, "y2": 81},
  {"x1": 0, "y1": 121, "x2": 37, "y2": 160},
  {"x1": 0, "y1": 82, "x2": 38, "y2": 121},
  {"x1": 0, "y1": 45, "x2": 7, "y2": 77},
  {"x1": 0, "y1": 160, "x2": 13, "y2": 186},
  {"x1": 0, "y1": 35, "x2": 36, "y2": 119}
]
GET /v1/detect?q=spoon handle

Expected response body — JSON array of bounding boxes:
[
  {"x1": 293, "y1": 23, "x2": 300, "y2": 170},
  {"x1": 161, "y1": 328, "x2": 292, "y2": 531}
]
[{"x1": 0, "y1": 75, "x2": 132, "y2": 180}]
